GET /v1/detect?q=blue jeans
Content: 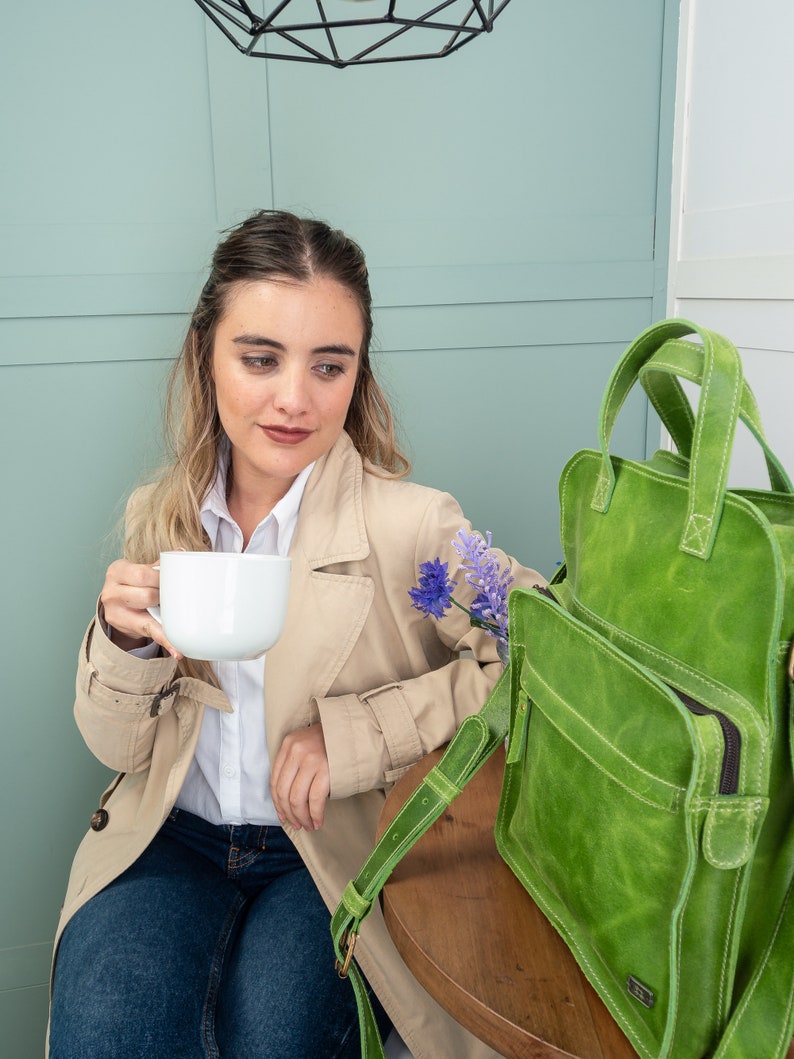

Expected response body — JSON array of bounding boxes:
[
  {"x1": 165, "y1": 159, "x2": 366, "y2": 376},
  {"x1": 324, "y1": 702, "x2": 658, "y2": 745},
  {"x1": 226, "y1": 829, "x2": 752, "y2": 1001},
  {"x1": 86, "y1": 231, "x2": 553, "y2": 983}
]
[{"x1": 50, "y1": 809, "x2": 390, "y2": 1058}]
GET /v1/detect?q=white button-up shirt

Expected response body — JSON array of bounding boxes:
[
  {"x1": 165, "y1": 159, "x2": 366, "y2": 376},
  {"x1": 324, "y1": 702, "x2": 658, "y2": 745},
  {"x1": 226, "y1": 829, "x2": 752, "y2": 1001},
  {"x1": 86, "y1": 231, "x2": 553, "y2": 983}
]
[{"x1": 168, "y1": 458, "x2": 314, "y2": 825}]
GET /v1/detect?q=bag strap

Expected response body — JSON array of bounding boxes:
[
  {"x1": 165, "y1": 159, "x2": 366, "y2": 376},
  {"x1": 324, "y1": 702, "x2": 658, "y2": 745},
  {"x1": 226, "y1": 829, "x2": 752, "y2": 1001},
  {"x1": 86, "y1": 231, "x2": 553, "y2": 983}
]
[
  {"x1": 638, "y1": 338, "x2": 793, "y2": 495},
  {"x1": 593, "y1": 319, "x2": 743, "y2": 560},
  {"x1": 330, "y1": 665, "x2": 514, "y2": 1059}
]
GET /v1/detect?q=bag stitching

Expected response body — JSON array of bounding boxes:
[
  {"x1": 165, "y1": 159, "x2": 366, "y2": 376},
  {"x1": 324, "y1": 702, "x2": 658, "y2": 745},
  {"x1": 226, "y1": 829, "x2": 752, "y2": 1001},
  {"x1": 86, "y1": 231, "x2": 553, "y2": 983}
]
[
  {"x1": 683, "y1": 339, "x2": 711, "y2": 552},
  {"x1": 670, "y1": 855, "x2": 692, "y2": 1052},
  {"x1": 592, "y1": 472, "x2": 610, "y2": 511},
  {"x1": 562, "y1": 590, "x2": 769, "y2": 795},
  {"x1": 774, "y1": 904, "x2": 794, "y2": 1058},
  {"x1": 689, "y1": 797, "x2": 765, "y2": 812},
  {"x1": 738, "y1": 492, "x2": 794, "y2": 509},
  {"x1": 520, "y1": 335, "x2": 791, "y2": 1057},
  {"x1": 692, "y1": 708, "x2": 721, "y2": 797},
  {"x1": 686, "y1": 337, "x2": 741, "y2": 558},
  {"x1": 498, "y1": 776, "x2": 657, "y2": 1059},
  {"x1": 647, "y1": 352, "x2": 775, "y2": 487},
  {"x1": 525, "y1": 607, "x2": 693, "y2": 794},
  {"x1": 564, "y1": 448, "x2": 781, "y2": 670},
  {"x1": 717, "y1": 870, "x2": 744, "y2": 1027},
  {"x1": 525, "y1": 663, "x2": 680, "y2": 812},
  {"x1": 703, "y1": 803, "x2": 758, "y2": 869},
  {"x1": 683, "y1": 512, "x2": 713, "y2": 554},
  {"x1": 716, "y1": 881, "x2": 794, "y2": 1055},
  {"x1": 523, "y1": 625, "x2": 687, "y2": 799},
  {"x1": 642, "y1": 364, "x2": 695, "y2": 443},
  {"x1": 581, "y1": 595, "x2": 768, "y2": 736}
]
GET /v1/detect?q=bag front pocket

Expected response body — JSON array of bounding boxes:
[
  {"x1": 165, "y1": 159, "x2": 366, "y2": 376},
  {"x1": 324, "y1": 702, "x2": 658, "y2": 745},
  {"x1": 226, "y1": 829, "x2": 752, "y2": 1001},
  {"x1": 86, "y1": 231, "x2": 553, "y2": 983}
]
[{"x1": 496, "y1": 590, "x2": 723, "y2": 1059}]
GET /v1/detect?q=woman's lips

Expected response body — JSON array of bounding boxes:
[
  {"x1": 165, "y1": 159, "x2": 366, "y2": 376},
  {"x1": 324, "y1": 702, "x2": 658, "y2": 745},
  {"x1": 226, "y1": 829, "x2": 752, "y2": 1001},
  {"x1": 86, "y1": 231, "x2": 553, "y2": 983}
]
[{"x1": 260, "y1": 425, "x2": 313, "y2": 445}]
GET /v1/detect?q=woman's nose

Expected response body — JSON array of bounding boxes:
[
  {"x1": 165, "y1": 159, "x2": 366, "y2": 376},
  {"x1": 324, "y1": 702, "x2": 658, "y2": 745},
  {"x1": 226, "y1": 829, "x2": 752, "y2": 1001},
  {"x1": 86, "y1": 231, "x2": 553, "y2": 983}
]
[{"x1": 273, "y1": 366, "x2": 308, "y2": 415}]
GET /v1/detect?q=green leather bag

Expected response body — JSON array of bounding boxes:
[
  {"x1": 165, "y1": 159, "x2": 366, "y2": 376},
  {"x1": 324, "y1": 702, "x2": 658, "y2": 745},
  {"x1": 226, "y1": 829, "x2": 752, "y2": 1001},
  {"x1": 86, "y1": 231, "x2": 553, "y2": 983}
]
[{"x1": 332, "y1": 319, "x2": 794, "y2": 1059}]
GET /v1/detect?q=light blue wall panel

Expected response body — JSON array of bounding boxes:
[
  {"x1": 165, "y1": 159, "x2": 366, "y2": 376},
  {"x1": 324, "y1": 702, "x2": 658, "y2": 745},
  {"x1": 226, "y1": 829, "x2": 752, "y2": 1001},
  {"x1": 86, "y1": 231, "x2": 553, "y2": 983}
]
[
  {"x1": 0, "y1": 986, "x2": 48, "y2": 1059},
  {"x1": 266, "y1": 2, "x2": 663, "y2": 270},
  {"x1": 0, "y1": 0, "x2": 272, "y2": 323},
  {"x1": 261, "y1": 0, "x2": 673, "y2": 577},
  {"x1": 0, "y1": 0, "x2": 677, "y2": 1052},
  {"x1": 1, "y1": 357, "x2": 172, "y2": 1052},
  {"x1": 381, "y1": 339, "x2": 650, "y2": 576}
]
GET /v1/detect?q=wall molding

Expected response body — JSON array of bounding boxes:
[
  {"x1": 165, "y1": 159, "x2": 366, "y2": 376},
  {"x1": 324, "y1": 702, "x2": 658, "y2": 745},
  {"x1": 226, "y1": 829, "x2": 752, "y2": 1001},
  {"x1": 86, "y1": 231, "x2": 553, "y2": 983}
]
[
  {"x1": 0, "y1": 943, "x2": 51, "y2": 992},
  {"x1": 0, "y1": 289, "x2": 653, "y2": 367},
  {"x1": 675, "y1": 256, "x2": 794, "y2": 301}
]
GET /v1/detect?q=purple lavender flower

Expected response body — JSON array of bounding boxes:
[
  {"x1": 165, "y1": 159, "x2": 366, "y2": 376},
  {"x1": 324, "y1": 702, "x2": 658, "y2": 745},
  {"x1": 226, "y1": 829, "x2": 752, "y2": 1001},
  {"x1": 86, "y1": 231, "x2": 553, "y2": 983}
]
[
  {"x1": 408, "y1": 558, "x2": 457, "y2": 620},
  {"x1": 452, "y1": 529, "x2": 514, "y2": 644},
  {"x1": 408, "y1": 531, "x2": 513, "y2": 655}
]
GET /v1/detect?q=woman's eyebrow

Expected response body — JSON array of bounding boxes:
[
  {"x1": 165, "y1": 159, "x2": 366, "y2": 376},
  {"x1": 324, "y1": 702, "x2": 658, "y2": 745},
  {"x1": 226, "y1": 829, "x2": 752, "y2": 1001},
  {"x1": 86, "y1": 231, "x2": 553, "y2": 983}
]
[
  {"x1": 233, "y1": 334, "x2": 284, "y2": 348},
  {"x1": 313, "y1": 344, "x2": 358, "y2": 358},
  {"x1": 232, "y1": 334, "x2": 357, "y2": 357}
]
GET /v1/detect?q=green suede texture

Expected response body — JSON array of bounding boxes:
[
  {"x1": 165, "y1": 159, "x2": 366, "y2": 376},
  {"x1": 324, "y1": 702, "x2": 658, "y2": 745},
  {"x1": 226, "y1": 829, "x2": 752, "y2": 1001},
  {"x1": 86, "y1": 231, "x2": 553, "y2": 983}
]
[{"x1": 496, "y1": 320, "x2": 794, "y2": 1058}]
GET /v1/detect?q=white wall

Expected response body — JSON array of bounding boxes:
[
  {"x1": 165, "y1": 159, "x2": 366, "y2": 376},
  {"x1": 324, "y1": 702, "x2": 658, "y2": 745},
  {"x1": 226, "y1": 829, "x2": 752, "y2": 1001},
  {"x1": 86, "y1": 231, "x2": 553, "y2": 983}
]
[{"x1": 667, "y1": 0, "x2": 794, "y2": 484}]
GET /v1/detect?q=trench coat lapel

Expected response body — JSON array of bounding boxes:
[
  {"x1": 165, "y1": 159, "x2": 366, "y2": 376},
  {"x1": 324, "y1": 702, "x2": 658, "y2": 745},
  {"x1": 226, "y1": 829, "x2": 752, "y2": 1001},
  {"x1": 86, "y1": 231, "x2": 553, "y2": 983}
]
[{"x1": 264, "y1": 434, "x2": 374, "y2": 737}]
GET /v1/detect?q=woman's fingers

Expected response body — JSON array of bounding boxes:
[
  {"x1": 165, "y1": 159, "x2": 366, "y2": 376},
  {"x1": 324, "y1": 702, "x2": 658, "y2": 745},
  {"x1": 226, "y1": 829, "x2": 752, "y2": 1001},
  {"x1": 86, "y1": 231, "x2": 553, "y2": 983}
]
[
  {"x1": 271, "y1": 724, "x2": 330, "y2": 831},
  {"x1": 100, "y1": 560, "x2": 182, "y2": 659},
  {"x1": 137, "y1": 617, "x2": 182, "y2": 661}
]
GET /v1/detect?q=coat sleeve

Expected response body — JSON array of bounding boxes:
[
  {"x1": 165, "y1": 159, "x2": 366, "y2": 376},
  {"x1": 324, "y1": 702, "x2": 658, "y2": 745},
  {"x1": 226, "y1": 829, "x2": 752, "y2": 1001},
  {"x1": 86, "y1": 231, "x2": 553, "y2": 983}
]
[
  {"x1": 315, "y1": 490, "x2": 546, "y2": 799},
  {"x1": 74, "y1": 606, "x2": 179, "y2": 773},
  {"x1": 73, "y1": 485, "x2": 182, "y2": 772}
]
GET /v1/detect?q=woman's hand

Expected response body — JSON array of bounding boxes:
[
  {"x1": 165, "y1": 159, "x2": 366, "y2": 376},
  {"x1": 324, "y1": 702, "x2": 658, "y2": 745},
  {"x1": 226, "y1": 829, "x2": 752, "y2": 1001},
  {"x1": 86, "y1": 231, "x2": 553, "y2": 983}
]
[
  {"x1": 100, "y1": 559, "x2": 182, "y2": 659},
  {"x1": 270, "y1": 723, "x2": 330, "y2": 831}
]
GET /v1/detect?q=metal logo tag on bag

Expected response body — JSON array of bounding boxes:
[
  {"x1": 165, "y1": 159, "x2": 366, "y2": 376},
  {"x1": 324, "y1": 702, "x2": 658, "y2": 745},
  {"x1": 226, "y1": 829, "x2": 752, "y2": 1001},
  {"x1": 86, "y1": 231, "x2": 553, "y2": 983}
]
[{"x1": 627, "y1": 976, "x2": 655, "y2": 1008}]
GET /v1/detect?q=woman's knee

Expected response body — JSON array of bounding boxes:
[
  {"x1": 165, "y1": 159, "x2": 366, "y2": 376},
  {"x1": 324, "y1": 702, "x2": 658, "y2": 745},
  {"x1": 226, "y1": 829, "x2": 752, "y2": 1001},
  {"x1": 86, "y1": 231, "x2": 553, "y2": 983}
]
[{"x1": 50, "y1": 849, "x2": 244, "y2": 1058}]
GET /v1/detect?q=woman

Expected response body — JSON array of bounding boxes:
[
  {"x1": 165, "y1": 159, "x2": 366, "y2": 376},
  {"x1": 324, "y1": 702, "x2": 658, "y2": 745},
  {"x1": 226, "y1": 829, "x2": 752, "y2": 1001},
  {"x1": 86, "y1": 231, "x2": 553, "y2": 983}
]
[{"x1": 49, "y1": 210, "x2": 544, "y2": 1059}]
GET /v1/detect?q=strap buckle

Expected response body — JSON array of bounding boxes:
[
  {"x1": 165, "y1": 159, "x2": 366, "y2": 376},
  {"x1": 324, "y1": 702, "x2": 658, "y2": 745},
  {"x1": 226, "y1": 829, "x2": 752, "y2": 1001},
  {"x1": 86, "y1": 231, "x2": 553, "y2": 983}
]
[
  {"x1": 335, "y1": 928, "x2": 358, "y2": 979},
  {"x1": 150, "y1": 681, "x2": 179, "y2": 718}
]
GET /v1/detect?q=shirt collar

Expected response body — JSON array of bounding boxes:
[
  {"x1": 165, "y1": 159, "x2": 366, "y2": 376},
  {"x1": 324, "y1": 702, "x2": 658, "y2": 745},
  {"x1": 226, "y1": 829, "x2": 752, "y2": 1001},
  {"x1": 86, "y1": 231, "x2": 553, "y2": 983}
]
[{"x1": 200, "y1": 444, "x2": 315, "y2": 554}]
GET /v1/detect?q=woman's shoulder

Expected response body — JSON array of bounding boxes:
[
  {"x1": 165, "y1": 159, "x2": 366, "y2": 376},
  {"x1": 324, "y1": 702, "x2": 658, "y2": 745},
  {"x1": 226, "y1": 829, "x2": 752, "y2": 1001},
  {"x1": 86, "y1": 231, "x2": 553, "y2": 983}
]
[
  {"x1": 362, "y1": 466, "x2": 460, "y2": 512},
  {"x1": 360, "y1": 469, "x2": 467, "y2": 553}
]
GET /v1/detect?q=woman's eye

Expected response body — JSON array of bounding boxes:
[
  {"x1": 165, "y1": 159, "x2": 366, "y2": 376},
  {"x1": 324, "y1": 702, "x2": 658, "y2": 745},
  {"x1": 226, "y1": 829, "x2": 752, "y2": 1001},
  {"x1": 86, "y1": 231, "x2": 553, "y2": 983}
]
[
  {"x1": 241, "y1": 355, "x2": 277, "y2": 370},
  {"x1": 316, "y1": 362, "x2": 344, "y2": 377}
]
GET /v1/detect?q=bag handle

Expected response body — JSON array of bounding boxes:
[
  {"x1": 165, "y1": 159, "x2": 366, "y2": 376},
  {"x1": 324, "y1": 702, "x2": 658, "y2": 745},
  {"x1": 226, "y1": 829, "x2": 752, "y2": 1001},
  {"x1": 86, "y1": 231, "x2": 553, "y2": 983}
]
[
  {"x1": 638, "y1": 338, "x2": 793, "y2": 495},
  {"x1": 593, "y1": 319, "x2": 743, "y2": 560},
  {"x1": 330, "y1": 665, "x2": 513, "y2": 1059}
]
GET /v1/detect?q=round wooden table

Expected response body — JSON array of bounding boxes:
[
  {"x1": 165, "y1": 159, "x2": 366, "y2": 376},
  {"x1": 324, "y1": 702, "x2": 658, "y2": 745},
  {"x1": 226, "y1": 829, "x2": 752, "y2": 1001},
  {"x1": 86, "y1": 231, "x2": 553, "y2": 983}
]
[
  {"x1": 377, "y1": 744, "x2": 636, "y2": 1058},
  {"x1": 378, "y1": 744, "x2": 794, "y2": 1059}
]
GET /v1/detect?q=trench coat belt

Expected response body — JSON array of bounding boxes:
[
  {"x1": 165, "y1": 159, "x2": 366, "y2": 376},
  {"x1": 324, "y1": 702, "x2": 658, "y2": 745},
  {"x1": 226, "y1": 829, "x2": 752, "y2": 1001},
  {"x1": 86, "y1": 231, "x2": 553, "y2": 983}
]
[
  {"x1": 148, "y1": 677, "x2": 233, "y2": 717},
  {"x1": 80, "y1": 666, "x2": 233, "y2": 717}
]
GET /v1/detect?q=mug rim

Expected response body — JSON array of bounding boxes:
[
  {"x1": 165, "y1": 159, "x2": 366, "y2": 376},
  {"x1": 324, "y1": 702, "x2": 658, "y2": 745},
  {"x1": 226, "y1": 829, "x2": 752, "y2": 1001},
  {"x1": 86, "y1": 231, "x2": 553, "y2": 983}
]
[{"x1": 159, "y1": 551, "x2": 290, "y2": 563}]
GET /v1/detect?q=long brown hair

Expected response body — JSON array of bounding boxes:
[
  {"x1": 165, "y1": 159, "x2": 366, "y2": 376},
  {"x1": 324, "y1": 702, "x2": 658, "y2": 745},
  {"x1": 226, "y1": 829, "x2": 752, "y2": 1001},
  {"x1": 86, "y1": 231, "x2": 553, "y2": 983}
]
[{"x1": 125, "y1": 210, "x2": 408, "y2": 565}]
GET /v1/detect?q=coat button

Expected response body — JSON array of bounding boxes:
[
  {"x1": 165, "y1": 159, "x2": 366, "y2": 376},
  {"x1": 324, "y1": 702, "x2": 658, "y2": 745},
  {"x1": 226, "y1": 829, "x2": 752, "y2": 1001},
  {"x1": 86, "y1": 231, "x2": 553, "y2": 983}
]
[{"x1": 90, "y1": 809, "x2": 109, "y2": 832}]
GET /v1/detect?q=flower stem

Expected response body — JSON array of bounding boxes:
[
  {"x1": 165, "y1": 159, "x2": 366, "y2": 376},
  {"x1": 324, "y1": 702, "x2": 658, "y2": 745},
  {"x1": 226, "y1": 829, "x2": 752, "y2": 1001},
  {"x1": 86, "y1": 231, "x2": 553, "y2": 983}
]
[{"x1": 449, "y1": 597, "x2": 502, "y2": 637}]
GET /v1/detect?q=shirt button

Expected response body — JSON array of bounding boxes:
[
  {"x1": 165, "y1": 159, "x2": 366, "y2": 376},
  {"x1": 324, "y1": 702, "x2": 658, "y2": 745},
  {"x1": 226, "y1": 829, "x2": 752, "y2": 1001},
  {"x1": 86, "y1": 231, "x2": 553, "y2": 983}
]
[
  {"x1": 90, "y1": 809, "x2": 109, "y2": 831},
  {"x1": 222, "y1": 764, "x2": 236, "y2": 778}
]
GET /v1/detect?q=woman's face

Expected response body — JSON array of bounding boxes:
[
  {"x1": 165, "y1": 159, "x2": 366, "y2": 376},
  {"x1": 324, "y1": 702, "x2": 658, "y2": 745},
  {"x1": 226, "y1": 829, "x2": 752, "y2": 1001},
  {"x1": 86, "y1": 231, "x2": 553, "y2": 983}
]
[{"x1": 211, "y1": 276, "x2": 363, "y2": 500}]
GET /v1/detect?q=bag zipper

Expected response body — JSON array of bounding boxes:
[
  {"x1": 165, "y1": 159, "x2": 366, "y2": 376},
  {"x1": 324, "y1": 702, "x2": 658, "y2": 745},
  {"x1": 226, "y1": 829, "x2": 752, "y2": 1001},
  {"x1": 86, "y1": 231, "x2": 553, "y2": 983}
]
[
  {"x1": 670, "y1": 689, "x2": 741, "y2": 795},
  {"x1": 532, "y1": 587, "x2": 741, "y2": 795}
]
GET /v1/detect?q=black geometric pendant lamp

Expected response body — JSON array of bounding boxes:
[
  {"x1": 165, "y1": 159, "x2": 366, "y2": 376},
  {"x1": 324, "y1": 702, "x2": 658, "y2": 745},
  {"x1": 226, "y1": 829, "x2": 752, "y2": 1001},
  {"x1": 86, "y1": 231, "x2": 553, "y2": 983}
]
[{"x1": 191, "y1": 1, "x2": 514, "y2": 69}]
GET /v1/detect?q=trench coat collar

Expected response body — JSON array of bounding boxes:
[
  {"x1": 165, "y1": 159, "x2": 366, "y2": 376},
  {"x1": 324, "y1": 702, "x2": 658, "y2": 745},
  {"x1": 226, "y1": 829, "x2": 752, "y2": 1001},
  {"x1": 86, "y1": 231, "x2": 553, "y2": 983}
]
[
  {"x1": 292, "y1": 430, "x2": 370, "y2": 568},
  {"x1": 263, "y1": 433, "x2": 375, "y2": 725}
]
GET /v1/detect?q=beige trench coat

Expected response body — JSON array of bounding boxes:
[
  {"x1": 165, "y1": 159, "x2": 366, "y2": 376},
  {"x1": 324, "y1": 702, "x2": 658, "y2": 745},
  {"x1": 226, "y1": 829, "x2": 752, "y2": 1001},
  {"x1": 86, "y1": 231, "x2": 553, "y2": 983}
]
[{"x1": 53, "y1": 432, "x2": 544, "y2": 1059}]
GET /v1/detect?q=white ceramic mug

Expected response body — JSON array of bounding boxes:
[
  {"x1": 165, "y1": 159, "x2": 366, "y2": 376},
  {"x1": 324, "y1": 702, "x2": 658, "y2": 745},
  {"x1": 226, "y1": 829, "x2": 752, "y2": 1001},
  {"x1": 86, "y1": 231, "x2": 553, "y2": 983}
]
[{"x1": 148, "y1": 551, "x2": 291, "y2": 661}]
